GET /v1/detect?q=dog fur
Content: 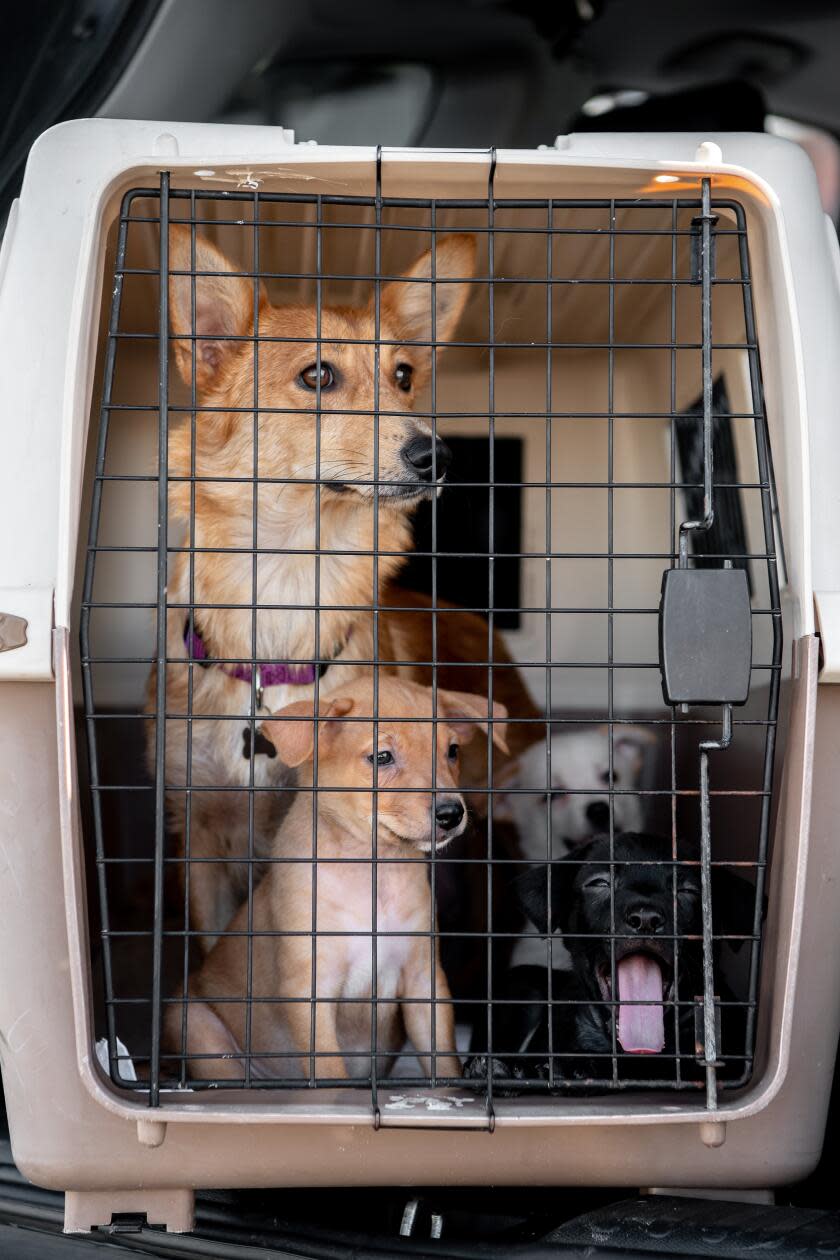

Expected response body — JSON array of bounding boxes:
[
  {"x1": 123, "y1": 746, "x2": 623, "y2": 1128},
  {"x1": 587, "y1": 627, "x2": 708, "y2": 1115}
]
[
  {"x1": 506, "y1": 724, "x2": 655, "y2": 861},
  {"x1": 505, "y1": 724, "x2": 654, "y2": 971},
  {"x1": 466, "y1": 832, "x2": 753, "y2": 1086},
  {"x1": 146, "y1": 225, "x2": 537, "y2": 949},
  {"x1": 165, "y1": 676, "x2": 507, "y2": 1082}
]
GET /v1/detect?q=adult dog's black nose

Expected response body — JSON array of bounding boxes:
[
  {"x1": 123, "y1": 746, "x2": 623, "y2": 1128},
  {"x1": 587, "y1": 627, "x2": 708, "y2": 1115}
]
[
  {"x1": 435, "y1": 798, "x2": 465, "y2": 831},
  {"x1": 586, "y1": 800, "x2": 610, "y2": 830},
  {"x1": 625, "y1": 905, "x2": 665, "y2": 935},
  {"x1": 402, "y1": 433, "x2": 452, "y2": 483}
]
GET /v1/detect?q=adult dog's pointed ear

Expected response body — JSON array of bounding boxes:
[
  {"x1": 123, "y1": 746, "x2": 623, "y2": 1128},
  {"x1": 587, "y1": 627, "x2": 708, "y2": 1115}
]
[
  {"x1": 380, "y1": 234, "x2": 475, "y2": 385},
  {"x1": 514, "y1": 858, "x2": 579, "y2": 936},
  {"x1": 168, "y1": 225, "x2": 267, "y2": 393}
]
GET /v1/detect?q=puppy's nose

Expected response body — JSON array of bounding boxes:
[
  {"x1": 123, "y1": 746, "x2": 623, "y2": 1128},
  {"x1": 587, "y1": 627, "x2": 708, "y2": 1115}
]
[
  {"x1": 625, "y1": 905, "x2": 665, "y2": 935},
  {"x1": 586, "y1": 800, "x2": 610, "y2": 831},
  {"x1": 401, "y1": 433, "x2": 452, "y2": 483},
  {"x1": 435, "y1": 798, "x2": 465, "y2": 832}
]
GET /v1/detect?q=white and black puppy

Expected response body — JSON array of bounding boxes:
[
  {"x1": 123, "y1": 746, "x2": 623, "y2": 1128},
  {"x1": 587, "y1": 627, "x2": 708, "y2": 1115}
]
[{"x1": 505, "y1": 724, "x2": 655, "y2": 969}]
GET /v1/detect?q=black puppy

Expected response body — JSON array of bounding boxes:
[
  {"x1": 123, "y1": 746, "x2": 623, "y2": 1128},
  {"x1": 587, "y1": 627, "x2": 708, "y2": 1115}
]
[{"x1": 466, "y1": 832, "x2": 753, "y2": 1088}]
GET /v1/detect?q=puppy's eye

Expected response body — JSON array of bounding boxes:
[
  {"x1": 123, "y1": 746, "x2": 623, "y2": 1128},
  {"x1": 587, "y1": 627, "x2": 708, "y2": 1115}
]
[
  {"x1": 599, "y1": 771, "x2": 620, "y2": 785},
  {"x1": 447, "y1": 742, "x2": 459, "y2": 762},
  {"x1": 582, "y1": 874, "x2": 611, "y2": 891},
  {"x1": 299, "y1": 363, "x2": 336, "y2": 390},
  {"x1": 395, "y1": 362, "x2": 413, "y2": 392},
  {"x1": 366, "y1": 749, "x2": 394, "y2": 767}
]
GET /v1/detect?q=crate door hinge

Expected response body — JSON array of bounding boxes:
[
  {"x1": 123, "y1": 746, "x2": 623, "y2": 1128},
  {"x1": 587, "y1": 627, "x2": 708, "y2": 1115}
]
[{"x1": 0, "y1": 586, "x2": 53, "y2": 680}]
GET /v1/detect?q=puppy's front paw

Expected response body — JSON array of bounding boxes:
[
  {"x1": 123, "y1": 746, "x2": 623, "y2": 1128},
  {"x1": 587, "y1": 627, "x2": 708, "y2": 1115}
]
[{"x1": 464, "y1": 1054, "x2": 525, "y2": 1084}]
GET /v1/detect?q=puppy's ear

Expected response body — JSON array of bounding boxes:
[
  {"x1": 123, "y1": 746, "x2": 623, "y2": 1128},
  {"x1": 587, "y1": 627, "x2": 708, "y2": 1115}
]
[
  {"x1": 514, "y1": 859, "x2": 579, "y2": 935},
  {"x1": 438, "y1": 689, "x2": 509, "y2": 754},
  {"x1": 515, "y1": 865, "x2": 553, "y2": 934},
  {"x1": 606, "y1": 723, "x2": 657, "y2": 776},
  {"x1": 379, "y1": 234, "x2": 475, "y2": 382},
  {"x1": 712, "y1": 866, "x2": 762, "y2": 953},
  {"x1": 168, "y1": 225, "x2": 267, "y2": 393},
  {"x1": 262, "y1": 697, "x2": 354, "y2": 769}
]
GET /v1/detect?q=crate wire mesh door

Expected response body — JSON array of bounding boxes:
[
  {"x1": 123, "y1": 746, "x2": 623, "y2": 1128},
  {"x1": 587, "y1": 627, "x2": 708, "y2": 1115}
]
[{"x1": 80, "y1": 159, "x2": 781, "y2": 1117}]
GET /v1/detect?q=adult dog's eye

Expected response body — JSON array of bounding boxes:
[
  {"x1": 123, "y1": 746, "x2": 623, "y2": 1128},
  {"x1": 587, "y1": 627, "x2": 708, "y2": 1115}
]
[
  {"x1": 395, "y1": 362, "x2": 413, "y2": 391},
  {"x1": 678, "y1": 881, "x2": 700, "y2": 898},
  {"x1": 582, "y1": 874, "x2": 611, "y2": 891},
  {"x1": 366, "y1": 750, "x2": 394, "y2": 766},
  {"x1": 299, "y1": 362, "x2": 336, "y2": 390},
  {"x1": 447, "y1": 742, "x2": 459, "y2": 761}
]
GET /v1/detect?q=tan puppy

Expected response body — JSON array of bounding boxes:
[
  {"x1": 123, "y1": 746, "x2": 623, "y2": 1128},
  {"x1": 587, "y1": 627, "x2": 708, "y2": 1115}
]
[
  {"x1": 166, "y1": 677, "x2": 508, "y2": 1083},
  {"x1": 147, "y1": 225, "x2": 480, "y2": 949}
]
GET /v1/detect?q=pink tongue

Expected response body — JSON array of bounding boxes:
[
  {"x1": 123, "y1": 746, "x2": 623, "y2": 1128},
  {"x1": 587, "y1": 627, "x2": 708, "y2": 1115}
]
[{"x1": 616, "y1": 955, "x2": 665, "y2": 1054}]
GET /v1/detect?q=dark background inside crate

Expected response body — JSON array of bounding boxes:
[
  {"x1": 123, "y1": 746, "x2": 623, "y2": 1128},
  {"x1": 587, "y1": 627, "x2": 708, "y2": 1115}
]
[
  {"x1": 399, "y1": 436, "x2": 523, "y2": 629},
  {"x1": 677, "y1": 379, "x2": 751, "y2": 592}
]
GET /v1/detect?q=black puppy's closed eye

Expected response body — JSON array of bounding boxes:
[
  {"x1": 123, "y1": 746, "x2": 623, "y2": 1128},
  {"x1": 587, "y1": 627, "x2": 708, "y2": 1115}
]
[{"x1": 582, "y1": 873, "x2": 611, "y2": 891}]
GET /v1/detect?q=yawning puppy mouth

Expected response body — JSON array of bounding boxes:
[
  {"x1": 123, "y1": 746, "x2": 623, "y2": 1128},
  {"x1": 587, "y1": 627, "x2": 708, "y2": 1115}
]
[{"x1": 596, "y1": 944, "x2": 674, "y2": 1055}]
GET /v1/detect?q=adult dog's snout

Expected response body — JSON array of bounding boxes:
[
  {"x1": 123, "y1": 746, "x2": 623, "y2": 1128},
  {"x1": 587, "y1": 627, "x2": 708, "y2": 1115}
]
[
  {"x1": 401, "y1": 433, "x2": 453, "y2": 483},
  {"x1": 435, "y1": 797, "x2": 465, "y2": 833},
  {"x1": 624, "y1": 904, "x2": 666, "y2": 935},
  {"x1": 586, "y1": 800, "x2": 610, "y2": 831}
]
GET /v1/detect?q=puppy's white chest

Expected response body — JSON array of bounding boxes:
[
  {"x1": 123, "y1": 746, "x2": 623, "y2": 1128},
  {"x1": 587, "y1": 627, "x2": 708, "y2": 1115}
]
[{"x1": 341, "y1": 897, "x2": 416, "y2": 1000}]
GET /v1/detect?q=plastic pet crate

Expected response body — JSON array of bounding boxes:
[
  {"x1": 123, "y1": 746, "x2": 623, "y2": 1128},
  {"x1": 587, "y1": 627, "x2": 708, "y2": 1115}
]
[{"x1": 0, "y1": 121, "x2": 838, "y2": 1233}]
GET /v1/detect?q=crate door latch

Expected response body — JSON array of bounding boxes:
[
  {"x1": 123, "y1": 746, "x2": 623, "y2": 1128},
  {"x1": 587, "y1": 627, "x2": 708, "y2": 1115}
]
[{"x1": 659, "y1": 566, "x2": 752, "y2": 707}]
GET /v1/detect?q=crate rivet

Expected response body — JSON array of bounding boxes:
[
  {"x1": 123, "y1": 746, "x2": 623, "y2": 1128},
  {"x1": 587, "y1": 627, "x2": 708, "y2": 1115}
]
[
  {"x1": 153, "y1": 133, "x2": 179, "y2": 157},
  {"x1": 137, "y1": 1119, "x2": 167, "y2": 1148},
  {"x1": 695, "y1": 140, "x2": 723, "y2": 165},
  {"x1": 700, "y1": 1121, "x2": 727, "y2": 1149}
]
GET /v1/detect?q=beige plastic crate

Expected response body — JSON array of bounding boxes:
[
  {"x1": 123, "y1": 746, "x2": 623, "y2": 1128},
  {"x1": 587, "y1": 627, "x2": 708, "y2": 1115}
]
[{"x1": 0, "y1": 121, "x2": 838, "y2": 1233}]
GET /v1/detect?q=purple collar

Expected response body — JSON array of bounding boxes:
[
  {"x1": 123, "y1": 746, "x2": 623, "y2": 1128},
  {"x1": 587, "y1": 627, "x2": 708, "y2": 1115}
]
[{"x1": 184, "y1": 620, "x2": 321, "y2": 691}]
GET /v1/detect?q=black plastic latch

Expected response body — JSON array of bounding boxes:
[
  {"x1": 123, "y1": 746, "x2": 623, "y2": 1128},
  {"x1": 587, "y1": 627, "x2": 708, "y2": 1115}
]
[{"x1": 659, "y1": 567, "x2": 752, "y2": 706}]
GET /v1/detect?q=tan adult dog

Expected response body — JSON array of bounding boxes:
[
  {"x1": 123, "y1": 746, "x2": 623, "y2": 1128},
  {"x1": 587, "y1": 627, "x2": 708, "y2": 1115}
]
[
  {"x1": 147, "y1": 224, "x2": 537, "y2": 952},
  {"x1": 165, "y1": 677, "x2": 507, "y2": 1082}
]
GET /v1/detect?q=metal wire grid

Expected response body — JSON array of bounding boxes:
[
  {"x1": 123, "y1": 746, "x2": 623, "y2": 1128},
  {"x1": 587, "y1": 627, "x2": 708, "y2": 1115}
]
[{"x1": 79, "y1": 160, "x2": 782, "y2": 1115}]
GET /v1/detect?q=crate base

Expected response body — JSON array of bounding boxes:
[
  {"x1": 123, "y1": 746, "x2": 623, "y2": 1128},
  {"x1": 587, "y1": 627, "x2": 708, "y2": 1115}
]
[{"x1": 63, "y1": 1188, "x2": 195, "y2": 1234}]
